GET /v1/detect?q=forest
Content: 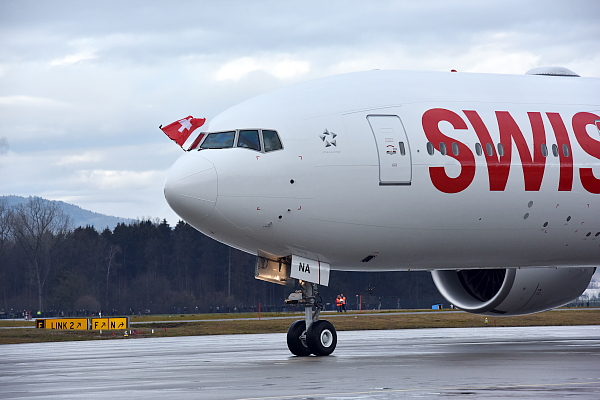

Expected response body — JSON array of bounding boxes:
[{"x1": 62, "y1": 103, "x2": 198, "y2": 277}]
[{"x1": 0, "y1": 197, "x2": 443, "y2": 317}]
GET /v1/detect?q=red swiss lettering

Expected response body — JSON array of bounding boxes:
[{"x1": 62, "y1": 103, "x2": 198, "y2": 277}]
[
  {"x1": 524, "y1": 112, "x2": 547, "y2": 190},
  {"x1": 463, "y1": 110, "x2": 507, "y2": 191},
  {"x1": 424, "y1": 108, "x2": 600, "y2": 194},
  {"x1": 422, "y1": 108, "x2": 475, "y2": 193},
  {"x1": 573, "y1": 112, "x2": 600, "y2": 194},
  {"x1": 497, "y1": 111, "x2": 546, "y2": 191},
  {"x1": 547, "y1": 113, "x2": 573, "y2": 191},
  {"x1": 464, "y1": 111, "x2": 546, "y2": 191}
]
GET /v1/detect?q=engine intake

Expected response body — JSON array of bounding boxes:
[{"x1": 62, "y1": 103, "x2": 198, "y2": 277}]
[{"x1": 431, "y1": 267, "x2": 595, "y2": 316}]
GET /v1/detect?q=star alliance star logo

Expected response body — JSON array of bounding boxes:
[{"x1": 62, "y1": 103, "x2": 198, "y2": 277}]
[{"x1": 319, "y1": 129, "x2": 337, "y2": 147}]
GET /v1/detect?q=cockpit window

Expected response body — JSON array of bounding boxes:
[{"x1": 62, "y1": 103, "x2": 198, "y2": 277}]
[
  {"x1": 262, "y1": 130, "x2": 283, "y2": 152},
  {"x1": 200, "y1": 131, "x2": 235, "y2": 149},
  {"x1": 197, "y1": 129, "x2": 283, "y2": 153},
  {"x1": 237, "y1": 130, "x2": 261, "y2": 151}
]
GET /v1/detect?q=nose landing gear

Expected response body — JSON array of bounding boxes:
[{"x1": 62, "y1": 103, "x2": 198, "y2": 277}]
[{"x1": 286, "y1": 281, "x2": 337, "y2": 356}]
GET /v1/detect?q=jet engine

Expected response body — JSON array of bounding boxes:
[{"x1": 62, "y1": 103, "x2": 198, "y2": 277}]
[{"x1": 431, "y1": 267, "x2": 595, "y2": 316}]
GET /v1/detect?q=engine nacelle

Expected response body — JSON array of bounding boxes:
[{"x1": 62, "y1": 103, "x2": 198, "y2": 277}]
[{"x1": 431, "y1": 267, "x2": 595, "y2": 316}]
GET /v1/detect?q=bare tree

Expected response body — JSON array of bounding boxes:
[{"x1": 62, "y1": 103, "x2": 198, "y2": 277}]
[
  {"x1": 0, "y1": 199, "x2": 12, "y2": 310},
  {"x1": 10, "y1": 197, "x2": 71, "y2": 311},
  {"x1": 105, "y1": 244, "x2": 121, "y2": 310},
  {"x1": 0, "y1": 198, "x2": 11, "y2": 255}
]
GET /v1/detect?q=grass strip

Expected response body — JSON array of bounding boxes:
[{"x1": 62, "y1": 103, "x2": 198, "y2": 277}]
[{"x1": 0, "y1": 308, "x2": 598, "y2": 345}]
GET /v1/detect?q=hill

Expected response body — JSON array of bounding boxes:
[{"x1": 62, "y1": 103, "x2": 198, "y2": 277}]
[{"x1": 1, "y1": 195, "x2": 134, "y2": 231}]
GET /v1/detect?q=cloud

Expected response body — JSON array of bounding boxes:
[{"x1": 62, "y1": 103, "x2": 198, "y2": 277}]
[
  {"x1": 0, "y1": 143, "x2": 180, "y2": 219},
  {"x1": 55, "y1": 151, "x2": 104, "y2": 165},
  {"x1": 50, "y1": 50, "x2": 98, "y2": 66},
  {"x1": 0, "y1": 95, "x2": 68, "y2": 107},
  {"x1": 0, "y1": 137, "x2": 8, "y2": 154},
  {"x1": 216, "y1": 56, "x2": 310, "y2": 81},
  {"x1": 73, "y1": 169, "x2": 163, "y2": 190}
]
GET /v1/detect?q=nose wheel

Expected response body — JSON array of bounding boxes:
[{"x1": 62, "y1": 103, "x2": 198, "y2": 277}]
[
  {"x1": 306, "y1": 320, "x2": 337, "y2": 356},
  {"x1": 286, "y1": 281, "x2": 337, "y2": 356},
  {"x1": 286, "y1": 320, "x2": 311, "y2": 356}
]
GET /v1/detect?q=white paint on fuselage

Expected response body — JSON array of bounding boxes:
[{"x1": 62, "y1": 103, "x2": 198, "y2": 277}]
[{"x1": 165, "y1": 70, "x2": 600, "y2": 271}]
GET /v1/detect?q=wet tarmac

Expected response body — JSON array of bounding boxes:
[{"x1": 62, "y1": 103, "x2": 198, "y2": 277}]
[{"x1": 1, "y1": 325, "x2": 599, "y2": 399}]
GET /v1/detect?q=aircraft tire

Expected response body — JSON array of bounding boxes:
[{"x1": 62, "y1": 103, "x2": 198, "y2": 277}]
[
  {"x1": 286, "y1": 320, "x2": 311, "y2": 356},
  {"x1": 306, "y1": 320, "x2": 337, "y2": 356}
]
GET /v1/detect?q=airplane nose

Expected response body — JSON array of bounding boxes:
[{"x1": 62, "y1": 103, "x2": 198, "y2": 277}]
[{"x1": 164, "y1": 153, "x2": 217, "y2": 223}]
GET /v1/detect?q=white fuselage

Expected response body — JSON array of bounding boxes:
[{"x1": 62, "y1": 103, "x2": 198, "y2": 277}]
[{"x1": 164, "y1": 70, "x2": 600, "y2": 272}]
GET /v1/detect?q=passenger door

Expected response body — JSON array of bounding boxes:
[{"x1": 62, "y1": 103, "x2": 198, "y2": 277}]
[{"x1": 367, "y1": 115, "x2": 412, "y2": 185}]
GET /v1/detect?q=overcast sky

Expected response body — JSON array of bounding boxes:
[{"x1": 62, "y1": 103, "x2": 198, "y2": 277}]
[{"x1": 1, "y1": 0, "x2": 599, "y2": 226}]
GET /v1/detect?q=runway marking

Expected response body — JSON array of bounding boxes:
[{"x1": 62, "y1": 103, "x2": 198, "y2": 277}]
[{"x1": 236, "y1": 381, "x2": 600, "y2": 400}]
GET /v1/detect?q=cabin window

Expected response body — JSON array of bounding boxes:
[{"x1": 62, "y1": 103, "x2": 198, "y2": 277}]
[
  {"x1": 399, "y1": 141, "x2": 406, "y2": 156},
  {"x1": 451, "y1": 142, "x2": 459, "y2": 156},
  {"x1": 486, "y1": 143, "x2": 494, "y2": 156},
  {"x1": 262, "y1": 130, "x2": 283, "y2": 152},
  {"x1": 237, "y1": 130, "x2": 261, "y2": 151},
  {"x1": 497, "y1": 143, "x2": 505, "y2": 157},
  {"x1": 439, "y1": 142, "x2": 447, "y2": 156},
  {"x1": 541, "y1": 144, "x2": 548, "y2": 157},
  {"x1": 426, "y1": 142, "x2": 434, "y2": 155},
  {"x1": 562, "y1": 144, "x2": 570, "y2": 157},
  {"x1": 200, "y1": 131, "x2": 236, "y2": 149},
  {"x1": 475, "y1": 143, "x2": 483, "y2": 156},
  {"x1": 552, "y1": 144, "x2": 559, "y2": 157}
]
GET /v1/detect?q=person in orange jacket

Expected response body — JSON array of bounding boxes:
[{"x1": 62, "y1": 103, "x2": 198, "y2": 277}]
[
  {"x1": 340, "y1": 294, "x2": 347, "y2": 312},
  {"x1": 335, "y1": 295, "x2": 342, "y2": 312}
]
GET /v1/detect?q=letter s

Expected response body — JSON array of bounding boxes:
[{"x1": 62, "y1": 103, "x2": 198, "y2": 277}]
[
  {"x1": 573, "y1": 112, "x2": 600, "y2": 194},
  {"x1": 422, "y1": 108, "x2": 475, "y2": 193}
]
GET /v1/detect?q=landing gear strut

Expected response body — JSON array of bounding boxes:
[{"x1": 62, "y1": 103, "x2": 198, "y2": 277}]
[{"x1": 286, "y1": 281, "x2": 337, "y2": 356}]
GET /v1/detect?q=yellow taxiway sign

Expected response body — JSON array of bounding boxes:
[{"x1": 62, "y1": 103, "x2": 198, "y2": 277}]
[{"x1": 36, "y1": 318, "x2": 88, "y2": 330}]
